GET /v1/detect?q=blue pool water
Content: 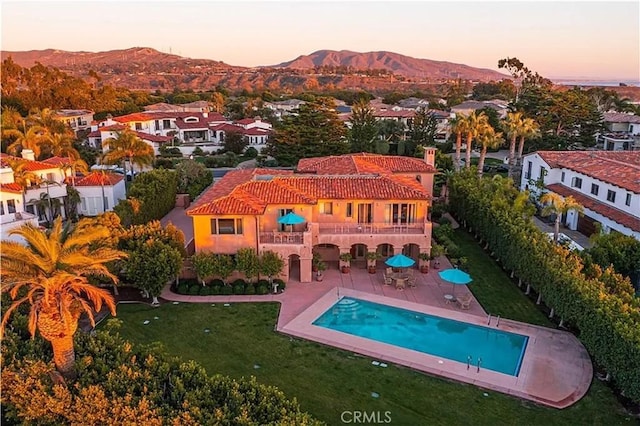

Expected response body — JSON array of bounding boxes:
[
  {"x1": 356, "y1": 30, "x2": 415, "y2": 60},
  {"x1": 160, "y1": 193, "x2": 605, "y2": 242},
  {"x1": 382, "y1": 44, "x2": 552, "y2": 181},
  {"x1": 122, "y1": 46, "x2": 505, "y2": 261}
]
[{"x1": 313, "y1": 297, "x2": 528, "y2": 376}]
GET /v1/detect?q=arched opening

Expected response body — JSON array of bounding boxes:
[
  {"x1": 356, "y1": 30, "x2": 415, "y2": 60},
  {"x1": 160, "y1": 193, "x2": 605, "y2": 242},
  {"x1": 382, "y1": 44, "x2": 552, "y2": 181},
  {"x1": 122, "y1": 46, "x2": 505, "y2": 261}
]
[
  {"x1": 288, "y1": 254, "x2": 301, "y2": 282},
  {"x1": 377, "y1": 243, "x2": 394, "y2": 259},
  {"x1": 349, "y1": 243, "x2": 367, "y2": 270},
  {"x1": 313, "y1": 244, "x2": 339, "y2": 270}
]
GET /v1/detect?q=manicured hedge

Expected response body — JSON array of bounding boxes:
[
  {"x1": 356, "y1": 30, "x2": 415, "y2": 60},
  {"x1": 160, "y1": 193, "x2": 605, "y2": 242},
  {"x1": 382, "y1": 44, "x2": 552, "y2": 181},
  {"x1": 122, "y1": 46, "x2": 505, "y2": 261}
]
[{"x1": 449, "y1": 170, "x2": 640, "y2": 402}]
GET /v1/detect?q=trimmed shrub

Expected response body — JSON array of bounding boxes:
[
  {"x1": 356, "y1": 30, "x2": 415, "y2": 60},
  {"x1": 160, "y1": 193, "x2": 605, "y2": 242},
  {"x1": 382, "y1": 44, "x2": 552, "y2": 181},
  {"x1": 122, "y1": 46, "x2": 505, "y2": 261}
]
[
  {"x1": 176, "y1": 283, "x2": 189, "y2": 294},
  {"x1": 211, "y1": 285, "x2": 221, "y2": 295},
  {"x1": 188, "y1": 284, "x2": 201, "y2": 295},
  {"x1": 221, "y1": 285, "x2": 233, "y2": 295},
  {"x1": 256, "y1": 284, "x2": 269, "y2": 295},
  {"x1": 233, "y1": 283, "x2": 245, "y2": 295},
  {"x1": 232, "y1": 279, "x2": 247, "y2": 288},
  {"x1": 257, "y1": 279, "x2": 270, "y2": 288},
  {"x1": 199, "y1": 286, "x2": 212, "y2": 296},
  {"x1": 245, "y1": 283, "x2": 256, "y2": 295}
]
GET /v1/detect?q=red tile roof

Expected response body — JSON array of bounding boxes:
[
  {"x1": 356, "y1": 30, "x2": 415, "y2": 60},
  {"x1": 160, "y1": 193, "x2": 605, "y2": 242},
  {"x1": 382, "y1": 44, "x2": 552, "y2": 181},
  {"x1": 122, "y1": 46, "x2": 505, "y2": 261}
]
[
  {"x1": 42, "y1": 156, "x2": 71, "y2": 166},
  {"x1": 603, "y1": 112, "x2": 640, "y2": 124},
  {"x1": 243, "y1": 127, "x2": 271, "y2": 136},
  {"x1": 0, "y1": 154, "x2": 59, "y2": 172},
  {"x1": 373, "y1": 110, "x2": 415, "y2": 118},
  {"x1": 297, "y1": 153, "x2": 436, "y2": 174},
  {"x1": 546, "y1": 184, "x2": 640, "y2": 233},
  {"x1": 74, "y1": 172, "x2": 124, "y2": 187},
  {"x1": 236, "y1": 118, "x2": 256, "y2": 125},
  {"x1": 100, "y1": 124, "x2": 127, "y2": 132},
  {"x1": 0, "y1": 182, "x2": 23, "y2": 193},
  {"x1": 187, "y1": 166, "x2": 430, "y2": 216},
  {"x1": 211, "y1": 123, "x2": 244, "y2": 133},
  {"x1": 537, "y1": 151, "x2": 640, "y2": 194},
  {"x1": 87, "y1": 130, "x2": 102, "y2": 138},
  {"x1": 134, "y1": 131, "x2": 172, "y2": 143}
]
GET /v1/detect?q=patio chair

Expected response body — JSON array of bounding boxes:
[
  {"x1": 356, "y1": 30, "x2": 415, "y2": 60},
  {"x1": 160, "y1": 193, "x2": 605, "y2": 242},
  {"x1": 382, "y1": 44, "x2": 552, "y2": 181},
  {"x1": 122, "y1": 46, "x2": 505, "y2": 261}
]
[
  {"x1": 382, "y1": 272, "x2": 393, "y2": 286},
  {"x1": 407, "y1": 276, "x2": 416, "y2": 288},
  {"x1": 456, "y1": 294, "x2": 473, "y2": 310}
]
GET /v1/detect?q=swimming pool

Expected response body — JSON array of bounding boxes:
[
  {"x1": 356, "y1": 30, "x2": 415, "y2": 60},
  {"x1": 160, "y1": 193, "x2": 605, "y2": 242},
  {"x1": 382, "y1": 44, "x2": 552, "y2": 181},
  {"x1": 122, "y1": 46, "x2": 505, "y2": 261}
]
[{"x1": 312, "y1": 297, "x2": 528, "y2": 376}]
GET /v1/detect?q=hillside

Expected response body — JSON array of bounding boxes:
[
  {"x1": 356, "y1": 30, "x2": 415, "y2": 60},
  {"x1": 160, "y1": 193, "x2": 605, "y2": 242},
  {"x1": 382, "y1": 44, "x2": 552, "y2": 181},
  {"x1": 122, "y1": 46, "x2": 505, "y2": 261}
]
[
  {"x1": 2, "y1": 47, "x2": 507, "y2": 93},
  {"x1": 275, "y1": 49, "x2": 508, "y2": 81}
]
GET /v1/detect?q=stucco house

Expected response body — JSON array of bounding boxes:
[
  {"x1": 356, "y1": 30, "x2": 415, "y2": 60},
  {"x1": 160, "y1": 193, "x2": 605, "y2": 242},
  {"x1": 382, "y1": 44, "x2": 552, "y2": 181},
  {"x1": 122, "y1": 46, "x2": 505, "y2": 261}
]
[
  {"x1": 521, "y1": 150, "x2": 640, "y2": 240},
  {"x1": 187, "y1": 149, "x2": 437, "y2": 282}
]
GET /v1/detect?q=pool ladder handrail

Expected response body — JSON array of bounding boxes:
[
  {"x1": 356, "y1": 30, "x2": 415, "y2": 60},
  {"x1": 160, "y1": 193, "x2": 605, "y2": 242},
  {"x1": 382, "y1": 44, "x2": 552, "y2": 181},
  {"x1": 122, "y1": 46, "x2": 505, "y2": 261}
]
[
  {"x1": 477, "y1": 357, "x2": 482, "y2": 373},
  {"x1": 467, "y1": 355, "x2": 472, "y2": 370},
  {"x1": 496, "y1": 315, "x2": 501, "y2": 327},
  {"x1": 487, "y1": 313, "x2": 492, "y2": 325}
]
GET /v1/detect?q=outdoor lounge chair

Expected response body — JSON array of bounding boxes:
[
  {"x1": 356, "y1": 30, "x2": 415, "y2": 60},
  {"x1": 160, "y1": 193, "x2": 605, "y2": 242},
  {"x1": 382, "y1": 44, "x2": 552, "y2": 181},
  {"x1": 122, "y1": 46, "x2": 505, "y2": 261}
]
[{"x1": 456, "y1": 294, "x2": 473, "y2": 310}]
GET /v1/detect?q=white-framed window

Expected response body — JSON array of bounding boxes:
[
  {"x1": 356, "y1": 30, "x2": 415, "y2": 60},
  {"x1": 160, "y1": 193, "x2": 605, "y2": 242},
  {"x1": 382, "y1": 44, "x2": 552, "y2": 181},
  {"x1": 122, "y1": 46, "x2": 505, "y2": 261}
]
[
  {"x1": 626, "y1": 193, "x2": 632, "y2": 206},
  {"x1": 346, "y1": 203, "x2": 353, "y2": 218},
  {"x1": 0, "y1": 201, "x2": 4, "y2": 215},
  {"x1": 591, "y1": 184, "x2": 599, "y2": 196},
  {"x1": 319, "y1": 202, "x2": 333, "y2": 215},
  {"x1": 606, "y1": 190, "x2": 616, "y2": 203},
  {"x1": 561, "y1": 171, "x2": 565, "y2": 182},
  {"x1": 211, "y1": 218, "x2": 243, "y2": 235}
]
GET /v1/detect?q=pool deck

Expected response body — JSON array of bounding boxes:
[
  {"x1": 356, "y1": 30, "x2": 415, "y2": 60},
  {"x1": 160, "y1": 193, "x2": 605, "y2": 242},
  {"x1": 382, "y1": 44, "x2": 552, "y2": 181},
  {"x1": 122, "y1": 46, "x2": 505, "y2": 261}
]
[{"x1": 160, "y1": 260, "x2": 593, "y2": 409}]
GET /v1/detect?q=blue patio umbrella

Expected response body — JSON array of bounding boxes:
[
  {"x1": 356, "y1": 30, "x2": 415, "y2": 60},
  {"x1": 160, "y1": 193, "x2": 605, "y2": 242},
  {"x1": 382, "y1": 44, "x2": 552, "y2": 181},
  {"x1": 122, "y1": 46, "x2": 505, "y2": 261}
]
[
  {"x1": 385, "y1": 253, "x2": 416, "y2": 269},
  {"x1": 438, "y1": 268, "x2": 473, "y2": 298},
  {"x1": 277, "y1": 211, "x2": 306, "y2": 225}
]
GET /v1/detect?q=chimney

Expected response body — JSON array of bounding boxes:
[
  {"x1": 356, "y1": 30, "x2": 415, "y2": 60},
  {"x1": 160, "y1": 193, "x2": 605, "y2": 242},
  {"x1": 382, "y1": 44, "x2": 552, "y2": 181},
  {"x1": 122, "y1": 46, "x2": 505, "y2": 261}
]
[
  {"x1": 424, "y1": 146, "x2": 436, "y2": 168},
  {"x1": 21, "y1": 149, "x2": 35, "y2": 161},
  {"x1": 203, "y1": 112, "x2": 208, "y2": 118}
]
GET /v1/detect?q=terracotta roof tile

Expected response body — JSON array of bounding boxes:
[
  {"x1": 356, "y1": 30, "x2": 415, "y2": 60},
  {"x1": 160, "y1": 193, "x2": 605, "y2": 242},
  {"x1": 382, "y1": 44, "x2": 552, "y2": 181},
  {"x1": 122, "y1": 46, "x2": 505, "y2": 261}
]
[
  {"x1": 74, "y1": 172, "x2": 124, "y2": 187},
  {"x1": 537, "y1": 151, "x2": 640, "y2": 193},
  {"x1": 0, "y1": 154, "x2": 59, "y2": 172},
  {"x1": 100, "y1": 124, "x2": 127, "y2": 131},
  {"x1": 187, "y1": 166, "x2": 429, "y2": 216},
  {"x1": 603, "y1": 112, "x2": 640, "y2": 124},
  {"x1": 87, "y1": 130, "x2": 102, "y2": 138},
  {"x1": 297, "y1": 153, "x2": 436, "y2": 174},
  {"x1": 0, "y1": 182, "x2": 23, "y2": 193},
  {"x1": 134, "y1": 131, "x2": 172, "y2": 143},
  {"x1": 42, "y1": 156, "x2": 71, "y2": 166},
  {"x1": 547, "y1": 183, "x2": 640, "y2": 233}
]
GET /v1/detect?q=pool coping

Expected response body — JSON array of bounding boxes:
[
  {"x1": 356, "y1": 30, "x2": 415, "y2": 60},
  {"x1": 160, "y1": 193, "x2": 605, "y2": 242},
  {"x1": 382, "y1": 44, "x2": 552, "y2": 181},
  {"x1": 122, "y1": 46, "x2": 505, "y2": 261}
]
[{"x1": 278, "y1": 287, "x2": 593, "y2": 409}]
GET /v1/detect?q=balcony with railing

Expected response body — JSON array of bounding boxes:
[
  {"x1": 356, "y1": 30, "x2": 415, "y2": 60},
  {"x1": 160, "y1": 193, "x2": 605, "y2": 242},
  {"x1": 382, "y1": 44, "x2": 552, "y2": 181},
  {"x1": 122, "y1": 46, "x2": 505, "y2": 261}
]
[
  {"x1": 260, "y1": 231, "x2": 306, "y2": 245},
  {"x1": 317, "y1": 222, "x2": 425, "y2": 235}
]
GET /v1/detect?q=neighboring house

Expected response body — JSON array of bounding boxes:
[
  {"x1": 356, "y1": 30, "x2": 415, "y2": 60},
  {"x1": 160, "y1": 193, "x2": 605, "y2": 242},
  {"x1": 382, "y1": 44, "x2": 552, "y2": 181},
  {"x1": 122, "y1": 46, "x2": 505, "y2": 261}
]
[
  {"x1": 0, "y1": 151, "x2": 68, "y2": 225},
  {"x1": 451, "y1": 100, "x2": 509, "y2": 118},
  {"x1": 143, "y1": 101, "x2": 211, "y2": 113},
  {"x1": 54, "y1": 109, "x2": 94, "y2": 134},
  {"x1": 74, "y1": 172, "x2": 126, "y2": 217},
  {"x1": 0, "y1": 160, "x2": 39, "y2": 243},
  {"x1": 187, "y1": 149, "x2": 438, "y2": 282},
  {"x1": 521, "y1": 151, "x2": 640, "y2": 240},
  {"x1": 264, "y1": 99, "x2": 306, "y2": 119},
  {"x1": 598, "y1": 112, "x2": 640, "y2": 151}
]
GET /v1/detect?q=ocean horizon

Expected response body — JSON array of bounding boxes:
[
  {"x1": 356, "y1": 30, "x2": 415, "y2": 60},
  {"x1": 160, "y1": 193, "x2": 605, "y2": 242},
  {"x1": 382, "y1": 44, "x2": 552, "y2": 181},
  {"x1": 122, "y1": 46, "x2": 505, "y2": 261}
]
[{"x1": 552, "y1": 80, "x2": 640, "y2": 87}]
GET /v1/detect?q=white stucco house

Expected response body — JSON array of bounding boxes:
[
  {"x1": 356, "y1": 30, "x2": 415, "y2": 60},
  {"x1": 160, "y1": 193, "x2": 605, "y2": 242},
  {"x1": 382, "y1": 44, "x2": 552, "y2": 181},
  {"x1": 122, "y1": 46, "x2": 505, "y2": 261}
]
[
  {"x1": 0, "y1": 161, "x2": 39, "y2": 243},
  {"x1": 597, "y1": 112, "x2": 640, "y2": 151},
  {"x1": 521, "y1": 150, "x2": 640, "y2": 240},
  {"x1": 74, "y1": 172, "x2": 126, "y2": 216}
]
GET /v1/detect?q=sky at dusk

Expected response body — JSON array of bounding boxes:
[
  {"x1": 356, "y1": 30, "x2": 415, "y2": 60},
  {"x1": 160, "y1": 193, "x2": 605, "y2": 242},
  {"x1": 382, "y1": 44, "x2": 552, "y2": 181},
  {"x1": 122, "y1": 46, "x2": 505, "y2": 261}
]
[{"x1": 2, "y1": 1, "x2": 639, "y2": 81}]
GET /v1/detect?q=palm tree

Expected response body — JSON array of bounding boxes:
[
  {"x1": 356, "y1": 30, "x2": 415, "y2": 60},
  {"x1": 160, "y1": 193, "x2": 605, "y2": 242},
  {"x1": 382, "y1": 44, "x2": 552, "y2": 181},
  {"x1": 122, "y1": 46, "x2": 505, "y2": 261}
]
[
  {"x1": 102, "y1": 130, "x2": 154, "y2": 187},
  {"x1": 43, "y1": 131, "x2": 80, "y2": 160},
  {"x1": 28, "y1": 107, "x2": 69, "y2": 135},
  {"x1": 501, "y1": 111, "x2": 525, "y2": 178},
  {"x1": 464, "y1": 112, "x2": 490, "y2": 169},
  {"x1": 515, "y1": 117, "x2": 541, "y2": 167},
  {"x1": 540, "y1": 193, "x2": 584, "y2": 243},
  {"x1": 4, "y1": 157, "x2": 42, "y2": 190},
  {"x1": 5, "y1": 125, "x2": 46, "y2": 159},
  {"x1": 476, "y1": 127, "x2": 504, "y2": 177},
  {"x1": 449, "y1": 113, "x2": 470, "y2": 172},
  {"x1": 58, "y1": 157, "x2": 89, "y2": 187},
  {"x1": 0, "y1": 217, "x2": 127, "y2": 379}
]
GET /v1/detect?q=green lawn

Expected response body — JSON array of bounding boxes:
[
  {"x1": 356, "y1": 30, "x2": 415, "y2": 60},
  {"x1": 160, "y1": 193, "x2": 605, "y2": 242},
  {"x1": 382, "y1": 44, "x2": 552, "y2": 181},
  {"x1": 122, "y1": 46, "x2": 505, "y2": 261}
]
[
  {"x1": 449, "y1": 230, "x2": 553, "y2": 327},
  {"x1": 111, "y1": 280, "x2": 630, "y2": 424}
]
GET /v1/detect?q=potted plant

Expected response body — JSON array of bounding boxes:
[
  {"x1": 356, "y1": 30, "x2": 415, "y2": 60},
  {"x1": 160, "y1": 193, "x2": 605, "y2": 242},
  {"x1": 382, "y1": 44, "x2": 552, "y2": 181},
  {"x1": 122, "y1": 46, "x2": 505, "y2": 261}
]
[
  {"x1": 430, "y1": 244, "x2": 446, "y2": 269},
  {"x1": 418, "y1": 252, "x2": 430, "y2": 273},
  {"x1": 339, "y1": 252, "x2": 353, "y2": 274},
  {"x1": 366, "y1": 251, "x2": 381, "y2": 274},
  {"x1": 315, "y1": 260, "x2": 326, "y2": 281},
  {"x1": 312, "y1": 252, "x2": 321, "y2": 272}
]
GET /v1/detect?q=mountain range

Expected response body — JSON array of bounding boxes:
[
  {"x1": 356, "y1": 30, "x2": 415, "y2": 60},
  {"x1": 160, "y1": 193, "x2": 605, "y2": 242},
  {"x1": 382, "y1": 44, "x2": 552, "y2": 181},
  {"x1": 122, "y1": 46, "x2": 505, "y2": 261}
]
[{"x1": 1, "y1": 47, "x2": 508, "y2": 92}]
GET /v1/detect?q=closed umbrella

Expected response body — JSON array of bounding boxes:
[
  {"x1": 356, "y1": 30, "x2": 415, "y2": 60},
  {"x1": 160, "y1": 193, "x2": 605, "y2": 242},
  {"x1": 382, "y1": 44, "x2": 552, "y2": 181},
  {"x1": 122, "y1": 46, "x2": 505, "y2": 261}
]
[{"x1": 438, "y1": 268, "x2": 472, "y2": 299}]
